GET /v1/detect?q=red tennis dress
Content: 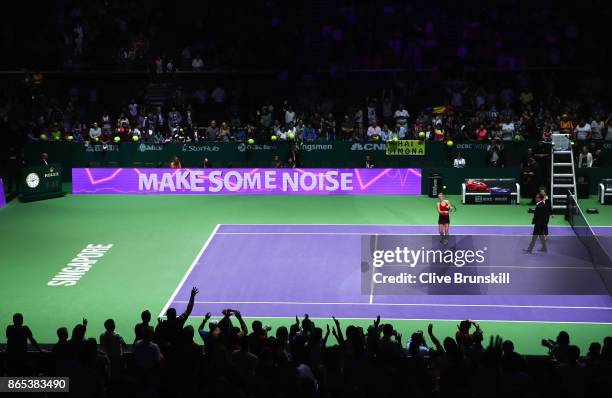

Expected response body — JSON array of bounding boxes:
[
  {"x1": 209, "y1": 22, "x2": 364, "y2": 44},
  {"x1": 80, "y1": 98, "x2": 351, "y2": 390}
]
[{"x1": 438, "y1": 201, "x2": 450, "y2": 225}]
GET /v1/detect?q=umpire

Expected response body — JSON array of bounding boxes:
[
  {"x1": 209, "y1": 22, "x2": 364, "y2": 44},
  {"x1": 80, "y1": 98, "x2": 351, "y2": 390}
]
[{"x1": 525, "y1": 193, "x2": 550, "y2": 253}]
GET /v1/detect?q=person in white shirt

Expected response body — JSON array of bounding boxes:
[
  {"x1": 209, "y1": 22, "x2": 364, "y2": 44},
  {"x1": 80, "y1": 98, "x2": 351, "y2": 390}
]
[
  {"x1": 574, "y1": 120, "x2": 592, "y2": 141},
  {"x1": 394, "y1": 105, "x2": 410, "y2": 128},
  {"x1": 367, "y1": 121, "x2": 382, "y2": 140},
  {"x1": 578, "y1": 146, "x2": 593, "y2": 168},
  {"x1": 453, "y1": 153, "x2": 466, "y2": 168},
  {"x1": 133, "y1": 328, "x2": 161, "y2": 373},
  {"x1": 500, "y1": 120, "x2": 515, "y2": 141},
  {"x1": 99, "y1": 319, "x2": 127, "y2": 359},
  {"x1": 117, "y1": 113, "x2": 130, "y2": 128},
  {"x1": 590, "y1": 117, "x2": 604, "y2": 140},
  {"x1": 284, "y1": 123, "x2": 297, "y2": 140},
  {"x1": 101, "y1": 113, "x2": 112, "y2": 132},
  {"x1": 284, "y1": 106, "x2": 296, "y2": 126},
  {"x1": 89, "y1": 122, "x2": 102, "y2": 140},
  {"x1": 606, "y1": 117, "x2": 612, "y2": 140}
]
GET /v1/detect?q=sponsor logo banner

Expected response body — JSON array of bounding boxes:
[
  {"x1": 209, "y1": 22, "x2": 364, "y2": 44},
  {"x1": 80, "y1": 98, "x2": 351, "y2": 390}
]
[
  {"x1": 351, "y1": 142, "x2": 387, "y2": 151},
  {"x1": 72, "y1": 168, "x2": 422, "y2": 195},
  {"x1": 138, "y1": 143, "x2": 164, "y2": 152},
  {"x1": 385, "y1": 140, "x2": 426, "y2": 156},
  {"x1": 181, "y1": 144, "x2": 220, "y2": 152},
  {"x1": 84, "y1": 144, "x2": 120, "y2": 152}
]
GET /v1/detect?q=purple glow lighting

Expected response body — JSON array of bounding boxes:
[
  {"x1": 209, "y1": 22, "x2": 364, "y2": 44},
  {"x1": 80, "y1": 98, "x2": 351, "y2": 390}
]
[
  {"x1": 72, "y1": 168, "x2": 422, "y2": 195},
  {"x1": 0, "y1": 178, "x2": 5, "y2": 207}
]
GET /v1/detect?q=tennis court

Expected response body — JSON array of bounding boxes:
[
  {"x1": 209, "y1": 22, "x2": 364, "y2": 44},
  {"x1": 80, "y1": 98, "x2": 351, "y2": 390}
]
[{"x1": 164, "y1": 224, "x2": 612, "y2": 324}]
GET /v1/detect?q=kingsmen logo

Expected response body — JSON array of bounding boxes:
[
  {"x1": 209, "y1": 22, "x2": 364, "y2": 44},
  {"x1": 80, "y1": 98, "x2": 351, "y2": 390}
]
[{"x1": 26, "y1": 172, "x2": 40, "y2": 188}]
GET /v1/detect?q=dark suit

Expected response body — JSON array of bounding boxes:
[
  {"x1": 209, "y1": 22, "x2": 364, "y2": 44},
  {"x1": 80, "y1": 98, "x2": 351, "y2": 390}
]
[{"x1": 526, "y1": 200, "x2": 549, "y2": 252}]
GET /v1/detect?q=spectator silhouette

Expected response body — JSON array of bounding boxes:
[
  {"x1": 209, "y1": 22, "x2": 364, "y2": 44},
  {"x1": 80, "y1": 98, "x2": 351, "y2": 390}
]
[
  {"x1": 248, "y1": 320, "x2": 268, "y2": 357},
  {"x1": 68, "y1": 318, "x2": 88, "y2": 358},
  {"x1": 155, "y1": 286, "x2": 198, "y2": 353},
  {"x1": 5, "y1": 313, "x2": 42, "y2": 375},
  {"x1": 99, "y1": 318, "x2": 128, "y2": 375},
  {"x1": 52, "y1": 327, "x2": 70, "y2": 375},
  {"x1": 134, "y1": 309, "x2": 153, "y2": 343},
  {"x1": 71, "y1": 337, "x2": 110, "y2": 397}
]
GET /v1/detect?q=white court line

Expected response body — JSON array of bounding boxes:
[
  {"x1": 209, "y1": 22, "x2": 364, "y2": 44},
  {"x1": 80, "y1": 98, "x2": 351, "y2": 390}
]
[
  {"x1": 186, "y1": 315, "x2": 612, "y2": 325},
  {"x1": 174, "y1": 300, "x2": 612, "y2": 310},
  {"x1": 368, "y1": 234, "x2": 379, "y2": 304},
  {"x1": 220, "y1": 223, "x2": 612, "y2": 228},
  {"x1": 221, "y1": 223, "x2": 567, "y2": 227},
  {"x1": 217, "y1": 232, "x2": 556, "y2": 236},
  {"x1": 158, "y1": 224, "x2": 220, "y2": 318}
]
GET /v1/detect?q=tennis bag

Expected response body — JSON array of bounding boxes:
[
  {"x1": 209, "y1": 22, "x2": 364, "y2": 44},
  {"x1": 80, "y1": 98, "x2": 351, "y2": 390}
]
[
  {"x1": 465, "y1": 179, "x2": 489, "y2": 191},
  {"x1": 489, "y1": 187, "x2": 512, "y2": 195}
]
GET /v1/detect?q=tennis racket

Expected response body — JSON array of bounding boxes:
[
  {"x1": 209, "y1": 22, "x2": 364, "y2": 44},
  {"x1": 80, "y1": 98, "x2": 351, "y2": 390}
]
[{"x1": 448, "y1": 204, "x2": 457, "y2": 213}]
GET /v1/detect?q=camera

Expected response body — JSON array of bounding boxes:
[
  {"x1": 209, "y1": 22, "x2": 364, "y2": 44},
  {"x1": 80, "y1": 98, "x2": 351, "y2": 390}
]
[{"x1": 541, "y1": 338, "x2": 555, "y2": 349}]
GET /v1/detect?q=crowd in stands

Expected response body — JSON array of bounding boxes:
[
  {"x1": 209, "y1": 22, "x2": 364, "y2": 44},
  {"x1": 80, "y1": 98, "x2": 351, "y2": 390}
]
[
  {"x1": 2, "y1": 287, "x2": 611, "y2": 397},
  {"x1": 23, "y1": 80, "x2": 612, "y2": 151},
  {"x1": 1, "y1": 1, "x2": 609, "y2": 71}
]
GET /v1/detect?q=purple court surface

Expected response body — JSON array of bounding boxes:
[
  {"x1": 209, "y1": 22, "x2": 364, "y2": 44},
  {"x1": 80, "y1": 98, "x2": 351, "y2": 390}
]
[{"x1": 161, "y1": 224, "x2": 612, "y2": 324}]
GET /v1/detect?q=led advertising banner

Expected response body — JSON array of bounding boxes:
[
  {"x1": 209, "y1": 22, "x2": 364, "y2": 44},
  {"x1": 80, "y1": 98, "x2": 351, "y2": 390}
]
[{"x1": 72, "y1": 168, "x2": 422, "y2": 195}]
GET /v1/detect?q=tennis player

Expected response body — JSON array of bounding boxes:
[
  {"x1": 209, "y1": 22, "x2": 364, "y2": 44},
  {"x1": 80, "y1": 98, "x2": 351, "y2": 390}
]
[{"x1": 436, "y1": 193, "x2": 451, "y2": 244}]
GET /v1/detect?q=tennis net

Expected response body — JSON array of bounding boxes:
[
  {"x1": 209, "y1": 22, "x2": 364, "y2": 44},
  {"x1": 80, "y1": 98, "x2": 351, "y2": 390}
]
[{"x1": 566, "y1": 192, "x2": 612, "y2": 295}]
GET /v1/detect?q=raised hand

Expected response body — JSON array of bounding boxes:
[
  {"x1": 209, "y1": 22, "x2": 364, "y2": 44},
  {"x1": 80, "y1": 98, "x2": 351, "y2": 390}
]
[
  {"x1": 204, "y1": 312, "x2": 211, "y2": 320},
  {"x1": 487, "y1": 335, "x2": 503, "y2": 352},
  {"x1": 428, "y1": 323, "x2": 433, "y2": 334},
  {"x1": 191, "y1": 287, "x2": 199, "y2": 297}
]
